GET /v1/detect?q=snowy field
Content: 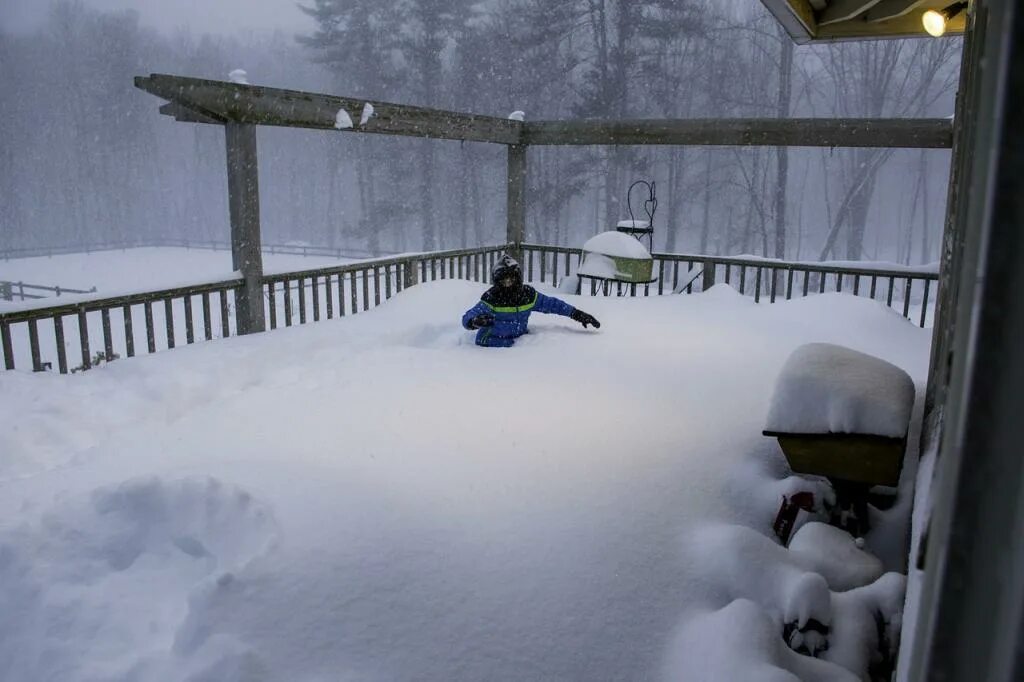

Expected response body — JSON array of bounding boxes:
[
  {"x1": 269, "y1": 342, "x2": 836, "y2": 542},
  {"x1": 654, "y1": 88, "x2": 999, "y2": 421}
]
[
  {"x1": 0, "y1": 247, "x2": 354, "y2": 297},
  {"x1": 0, "y1": 265, "x2": 932, "y2": 681}
]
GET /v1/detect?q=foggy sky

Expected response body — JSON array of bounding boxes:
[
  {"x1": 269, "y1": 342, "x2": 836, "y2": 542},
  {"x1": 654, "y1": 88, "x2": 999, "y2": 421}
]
[{"x1": 1, "y1": 0, "x2": 313, "y2": 36}]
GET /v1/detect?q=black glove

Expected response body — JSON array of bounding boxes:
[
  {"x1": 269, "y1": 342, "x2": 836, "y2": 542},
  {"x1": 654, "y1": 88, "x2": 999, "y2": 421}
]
[
  {"x1": 570, "y1": 309, "x2": 601, "y2": 329},
  {"x1": 467, "y1": 313, "x2": 495, "y2": 330}
]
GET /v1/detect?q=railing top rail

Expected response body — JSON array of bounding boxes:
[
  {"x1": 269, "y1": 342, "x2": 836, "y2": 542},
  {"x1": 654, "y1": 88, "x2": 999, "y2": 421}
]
[
  {"x1": 0, "y1": 277, "x2": 243, "y2": 323},
  {"x1": 519, "y1": 243, "x2": 939, "y2": 280},
  {"x1": 261, "y1": 244, "x2": 510, "y2": 283}
]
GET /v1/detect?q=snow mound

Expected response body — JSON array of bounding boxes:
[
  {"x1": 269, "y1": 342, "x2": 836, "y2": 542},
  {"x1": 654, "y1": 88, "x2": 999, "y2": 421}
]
[
  {"x1": 666, "y1": 599, "x2": 859, "y2": 682},
  {"x1": 764, "y1": 343, "x2": 915, "y2": 437},
  {"x1": 507, "y1": 110, "x2": 525, "y2": 121},
  {"x1": 582, "y1": 231, "x2": 652, "y2": 259},
  {"x1": 0, "y1": 476, "x2": 277, "y2": 681},
  {"x1": 228, "y1": 69, "x2": 248, "y2": 84},
  {"x1": 789, "y1": 522, "x2": 884, "y2": 591}
]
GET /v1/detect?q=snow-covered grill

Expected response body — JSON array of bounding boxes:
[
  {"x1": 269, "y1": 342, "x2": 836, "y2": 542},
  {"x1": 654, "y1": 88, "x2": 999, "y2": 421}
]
[{"x1": 763, "y1": 343, "x2": 916, "y2": 535}]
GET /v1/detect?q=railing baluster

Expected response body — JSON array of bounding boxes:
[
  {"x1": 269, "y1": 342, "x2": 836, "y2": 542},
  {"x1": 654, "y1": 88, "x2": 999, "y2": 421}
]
[
  {"x1": 769, "y1": 268, "x2": 778, "y2": 303},
  {"x1": 101, "y1": 308, "x2": 114, "y2": 359},
  {"x1": 724, "y1": 263, "x2": 732, "y2": 286},
  {"x1": 553, "y1": 252, "x2": 560, "y2": 287},
  {"x1": 374, "y1": 267, "x2": 382, "y2": 306},
  {"x1": 540, "y1": 251, "x2": 547, "y2": 283},
  {"x1": 325, "y1": 275, "x2": 334, "y2": 319},
  {"x1": 144, "y1": 302, "x2": 156, "y2": 353},
  {"x1": 431, "y1": 259, "x2": 437, "y2": 281},
  {"x1": 268, "y1": 282, "x2": 278, "y2": 329},
  {"x1": 886, "y1": 277, "x2": 895, "y2": 308},
  {"x1": 338, "y1": 273, "x2": 346, "y2": 315},
  {"x1": 853, "y1": 274, "x2": 861, "y2": 296},
  {"x1": 449, "y1": 257, "x2": 455, "y2": 279},
  {"x1": 28, "y1": 319, "x2": 42, "y2": 371},
  {"x1": 312, "y1": 275, "x2": 320, "y2": 322},
  {"x1": 1, "y1": 319, "x2": 13, "y2": 370},
  {"x1": 123, "y1": 304, "x2": 135, "y2": 357},
  {"x1": 564, "y1": 252, "x2": 571, "y2": 281},
  {"x1": 673, "y1": 261, "x2": 680, "y2": 291},
  {"x1": 903, "y1": 278, "x2": 913, "y2": 319},
  {"x1": 201, "y1": 294, "x2": 212, "y2": 341},
  {"x1": 350, "y1": 271, "x2": 358, "y2": 314},
  {"x1": 870, "y1": 276, "x2": 878, "y2": 299},
  {"x1": 739, "y1": 266, "x2": 747, "y2": 295},
  {"x1": 818, "y1": 272, "x2": 826, "y2": 294},
  {"x1": 298, "y1": 277, "x2": 307, "y2": 324},
  {"x1": 164, "y1": 298, "x2": 175, "y2": 349},
  {"x1": 362, "y1": 269, "x2": 370, "y2": 310},
  {"x1": 836, "y1": 273, "x2": 843, "y2": 293},
  {"x1": 385, "y1": 266, "x2": 393, "y2": 299},
  {"x1": 78, "y1": 310, "x2": 91, "y2": 369},
  {"x1": 754, "y1": 268, "x2": 762, "y2": 303},
  {"x1": 920, "y1": 279, "x2": 931, "y2": 328},
  {"x1": 220, "y1": 290, "x2": 230, "y2": 337},
  {"x1": 687, "y1": 261, "x2": 696, "y2": 294},
  {"x1": 54, "y1": 315, "x2": 68, "y2": 374},
  {"x1": 184, "y1": 295, "x2": 195, "y2": 343},
  {"x1": 786, "y1": 268, "x2": 794, "y2": 300},
  {"x1": 802, "y1": 271, "x2": 810, "y2": 297},
  {"x1": 283, "y1": 280, "x2": 293, "y2": 327}
]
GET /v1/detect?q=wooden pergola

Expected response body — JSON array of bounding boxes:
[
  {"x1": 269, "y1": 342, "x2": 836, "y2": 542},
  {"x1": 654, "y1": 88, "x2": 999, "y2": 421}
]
[{"x1": 135, "y1": 73, "x2": 953, "y2": 336}]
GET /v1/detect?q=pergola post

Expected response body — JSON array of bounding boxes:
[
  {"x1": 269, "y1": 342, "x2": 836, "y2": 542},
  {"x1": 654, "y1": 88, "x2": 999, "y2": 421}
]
[
  {"x1": 506, "y1": 143, "x2": 527, "y2": 261},
  {"x1": 225, "y1": 122, "x2": 266, "y2": 335}
]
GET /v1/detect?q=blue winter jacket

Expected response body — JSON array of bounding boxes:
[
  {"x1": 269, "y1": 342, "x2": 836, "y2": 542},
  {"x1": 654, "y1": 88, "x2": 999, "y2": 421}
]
[{"x1": 462, "y1": 284, "x2": 576, "y2": 347}]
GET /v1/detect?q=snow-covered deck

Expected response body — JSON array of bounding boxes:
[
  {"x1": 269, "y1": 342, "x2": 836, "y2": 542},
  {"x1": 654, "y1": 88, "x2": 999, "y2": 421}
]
[{"x1": 0, "y1": 278, "x2": 931, "y2": 681}]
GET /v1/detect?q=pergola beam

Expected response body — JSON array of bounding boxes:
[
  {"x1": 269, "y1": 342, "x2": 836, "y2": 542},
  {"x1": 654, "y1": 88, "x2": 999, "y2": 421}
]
[
  {"x1": 136, "y1": 74, "x2": 521, "y2": 144},
  {"x1": 521, "y1": 118, "x2": 953, "y2": 148}
]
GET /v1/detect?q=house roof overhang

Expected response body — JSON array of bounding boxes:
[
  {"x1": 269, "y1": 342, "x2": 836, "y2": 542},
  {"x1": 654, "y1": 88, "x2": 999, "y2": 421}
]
[{"x1": 759, "y1": 0, "x2": 967, "y2": 43}]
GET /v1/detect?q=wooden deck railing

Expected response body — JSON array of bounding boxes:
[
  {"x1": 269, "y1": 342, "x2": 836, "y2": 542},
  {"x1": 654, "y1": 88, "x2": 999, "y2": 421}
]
[
  {"x1": 0, "y1": 242, "x2": 938, "y2": 373},
  {"x1": 520, "y1": 243, "x2": 939, "y2": 328},
  {"x1": 0, "y1": 245, "x2": 507, "y2": 373}
]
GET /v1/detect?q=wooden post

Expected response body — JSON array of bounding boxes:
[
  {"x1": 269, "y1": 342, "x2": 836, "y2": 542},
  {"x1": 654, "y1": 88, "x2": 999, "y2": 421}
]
[
  {"x1": 225, "y1": 122, "x2": 266, "y2": 334},
  {"x1": 507, "y1": 144, "x2": 527, "y2": 261},
  {"x1": 402, "y1": 258, "x2": 418, "y2": 290},
  {"x1": 702, "y1": 259, "x2": 716, "y2": 291}
]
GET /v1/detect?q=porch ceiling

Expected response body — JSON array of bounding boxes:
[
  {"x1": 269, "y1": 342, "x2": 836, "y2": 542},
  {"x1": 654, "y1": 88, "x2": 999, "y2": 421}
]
[{"x1": 759, "y1": 0, "x2": 967, "y2": 43}]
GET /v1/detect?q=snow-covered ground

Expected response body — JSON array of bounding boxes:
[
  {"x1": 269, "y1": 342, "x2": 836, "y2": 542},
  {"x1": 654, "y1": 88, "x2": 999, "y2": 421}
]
[
  {"x1": 0, "y1": 270, "x2": 932, "y2": 681},
  {"x1": 0, "y1": 247, "x2": 353, "y2": 300}
]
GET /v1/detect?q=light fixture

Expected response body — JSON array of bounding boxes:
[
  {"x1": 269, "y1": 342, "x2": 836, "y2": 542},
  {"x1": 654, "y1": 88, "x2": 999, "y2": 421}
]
[{"x1": 922, "y1": 2, "x2": 968, "y2": 37}]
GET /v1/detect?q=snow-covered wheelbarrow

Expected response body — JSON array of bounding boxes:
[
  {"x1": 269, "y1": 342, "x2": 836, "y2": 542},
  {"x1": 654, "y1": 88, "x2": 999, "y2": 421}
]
[{"x1": 763, "y1": 343, "x2": 915, "y2": 539}]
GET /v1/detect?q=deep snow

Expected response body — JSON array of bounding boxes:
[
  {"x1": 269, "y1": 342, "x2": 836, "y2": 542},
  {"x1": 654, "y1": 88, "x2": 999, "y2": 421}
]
[{"x1": 0, "y1": 279, "x2": 932, "y2": 682}]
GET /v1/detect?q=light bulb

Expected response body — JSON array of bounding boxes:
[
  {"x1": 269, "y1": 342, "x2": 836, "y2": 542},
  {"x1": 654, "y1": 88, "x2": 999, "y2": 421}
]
[{"x1": 923, "y1": 9, "x2": 947, "y2": 37}]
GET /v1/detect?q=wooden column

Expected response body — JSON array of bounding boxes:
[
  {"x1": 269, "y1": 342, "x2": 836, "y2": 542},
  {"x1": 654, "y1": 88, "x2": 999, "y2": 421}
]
[
  {"x1": 225, "y1": 122, "x2": 266, "y2": 334},
  {"x1": 506, "y1": 144, "x2": 527, "y2": 261}
]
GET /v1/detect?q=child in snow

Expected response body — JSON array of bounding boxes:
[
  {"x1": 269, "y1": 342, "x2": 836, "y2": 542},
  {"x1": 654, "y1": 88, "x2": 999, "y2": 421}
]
[{"x1": 462, "y1": 253, "x2": 600, "y2": 347}]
